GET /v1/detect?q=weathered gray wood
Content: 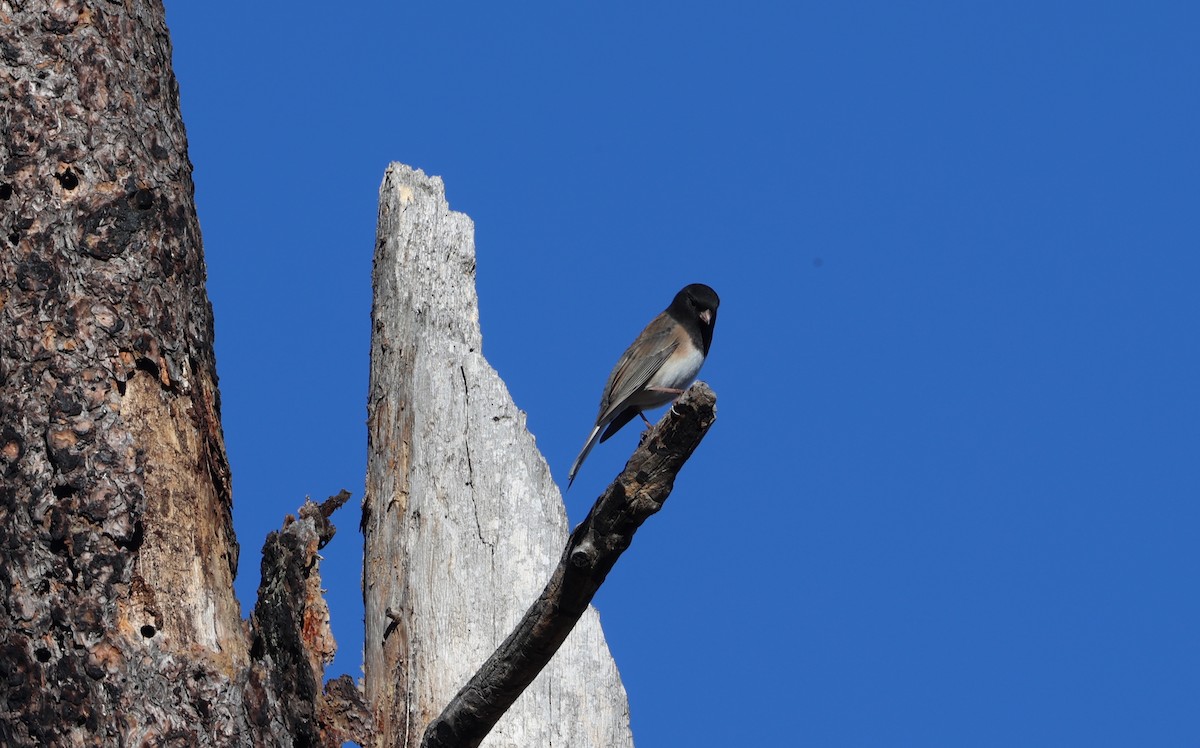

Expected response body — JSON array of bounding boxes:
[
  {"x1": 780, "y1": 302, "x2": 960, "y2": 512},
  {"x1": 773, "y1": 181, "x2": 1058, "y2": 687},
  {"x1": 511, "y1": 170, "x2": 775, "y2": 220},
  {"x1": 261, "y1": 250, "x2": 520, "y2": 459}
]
[
  {"x1": 363, "y1": 164, "x2": 635, "y2": 748},
  {"x1": 422, "y1": 383, "x2": 717, "y2": 748}
]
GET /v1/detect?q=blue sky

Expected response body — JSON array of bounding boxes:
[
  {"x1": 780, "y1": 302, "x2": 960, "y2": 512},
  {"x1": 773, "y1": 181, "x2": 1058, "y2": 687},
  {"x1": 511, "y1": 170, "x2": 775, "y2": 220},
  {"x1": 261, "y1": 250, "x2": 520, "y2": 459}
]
[{"x1": 165, "y1": 3, "x2": 1198, "y2": 745}]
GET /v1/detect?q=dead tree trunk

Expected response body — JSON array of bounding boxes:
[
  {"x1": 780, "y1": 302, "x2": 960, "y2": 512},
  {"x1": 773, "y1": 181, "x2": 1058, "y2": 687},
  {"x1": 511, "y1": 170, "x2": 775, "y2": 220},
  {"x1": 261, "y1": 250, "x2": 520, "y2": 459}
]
[
  {"x1": 1, "y1": 3, "x2": 366, "y2": 745},
  {"x1": 363, "y1": 164, "x2": 635, "y2": 748},
  {"x1": 421, "y1": 383, "x2": 717, "y2": 748}
]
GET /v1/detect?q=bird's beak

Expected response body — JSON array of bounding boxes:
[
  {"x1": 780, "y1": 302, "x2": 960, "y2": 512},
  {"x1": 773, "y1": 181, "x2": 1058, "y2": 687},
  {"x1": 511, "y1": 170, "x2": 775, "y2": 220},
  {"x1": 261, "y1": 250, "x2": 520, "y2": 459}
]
[{"x1": 699, "y1": 309, "x2": 713, "y2": 326}]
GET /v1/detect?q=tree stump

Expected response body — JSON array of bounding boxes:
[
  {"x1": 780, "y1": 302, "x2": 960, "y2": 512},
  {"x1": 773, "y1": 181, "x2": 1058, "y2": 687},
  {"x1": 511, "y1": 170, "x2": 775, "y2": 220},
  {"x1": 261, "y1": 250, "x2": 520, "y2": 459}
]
[{"x1": 363, "y1": 164, "x2": 635, "y2": 748}]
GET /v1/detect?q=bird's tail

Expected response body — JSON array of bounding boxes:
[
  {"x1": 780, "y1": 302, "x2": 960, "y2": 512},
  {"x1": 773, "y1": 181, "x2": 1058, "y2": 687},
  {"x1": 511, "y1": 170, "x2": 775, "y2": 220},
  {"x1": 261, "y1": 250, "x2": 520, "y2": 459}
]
[{"x1": 567, "y1": 423, "x2": 605, "y2": 489}]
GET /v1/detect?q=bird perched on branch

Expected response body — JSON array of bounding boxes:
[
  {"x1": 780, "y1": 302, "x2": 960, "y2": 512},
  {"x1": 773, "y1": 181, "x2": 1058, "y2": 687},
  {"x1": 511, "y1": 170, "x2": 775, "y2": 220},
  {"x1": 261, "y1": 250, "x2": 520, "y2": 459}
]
[{"x1": 568, "y1": 283, "x2": 720, "y2": 488}]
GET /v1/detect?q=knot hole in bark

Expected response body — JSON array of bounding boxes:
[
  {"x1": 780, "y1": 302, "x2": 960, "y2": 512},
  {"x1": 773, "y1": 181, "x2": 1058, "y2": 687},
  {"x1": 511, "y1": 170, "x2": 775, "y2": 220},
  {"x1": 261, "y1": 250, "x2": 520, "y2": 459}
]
[
  {"x1": 570, "y1": 538, "x2": 598, "y2": 569},
  {"x1": 54, "y1": 168, "x2": 79, "y2": 190}
]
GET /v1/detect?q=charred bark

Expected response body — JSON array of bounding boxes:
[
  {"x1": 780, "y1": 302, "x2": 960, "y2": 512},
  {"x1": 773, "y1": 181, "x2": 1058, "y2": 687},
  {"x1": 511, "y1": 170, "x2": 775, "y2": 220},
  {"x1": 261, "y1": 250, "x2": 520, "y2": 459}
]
[
  {"x1": 246, "y1": 491, "x2": 374, "y2": 746},
  {"x1": 1, "y1": 2, "x2": 241, "y2": 742},
  {"x1": 0, "y1": 3, "x2": 364, "y2": 745}
]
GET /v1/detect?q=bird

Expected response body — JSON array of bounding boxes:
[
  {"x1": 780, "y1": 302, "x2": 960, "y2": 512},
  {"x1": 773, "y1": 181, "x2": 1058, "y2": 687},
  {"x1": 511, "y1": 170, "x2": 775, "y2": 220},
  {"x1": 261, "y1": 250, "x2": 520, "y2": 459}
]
[{"x1": 568, "y1": 283, "x2": 720, "y2": 488}]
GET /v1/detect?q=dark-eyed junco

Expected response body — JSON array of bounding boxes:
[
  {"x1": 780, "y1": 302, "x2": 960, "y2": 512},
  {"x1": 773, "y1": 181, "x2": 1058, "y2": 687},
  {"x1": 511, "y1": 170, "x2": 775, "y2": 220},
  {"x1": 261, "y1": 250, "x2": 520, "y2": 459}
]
[{"x1": 568, "y1": 283, "x2": 720, "y2": 487}]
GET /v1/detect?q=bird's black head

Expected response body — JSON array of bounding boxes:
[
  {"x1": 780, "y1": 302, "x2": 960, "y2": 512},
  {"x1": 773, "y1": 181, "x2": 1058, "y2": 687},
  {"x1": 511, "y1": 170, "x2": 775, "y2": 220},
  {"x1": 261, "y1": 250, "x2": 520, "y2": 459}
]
[
  {"x1": 670, "y1": 283, "x2": 720, "y2": 351},
  {"x1": 675, "y1": 283, "x2": 719, "y2": 322}
]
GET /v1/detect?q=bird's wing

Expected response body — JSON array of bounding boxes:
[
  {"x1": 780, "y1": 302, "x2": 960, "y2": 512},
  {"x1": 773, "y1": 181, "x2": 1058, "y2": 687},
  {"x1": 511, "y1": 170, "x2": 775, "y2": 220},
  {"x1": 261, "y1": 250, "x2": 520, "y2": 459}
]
[
  {"x1": 596, "y1": 314, "x2": 679, "y2": 423},
  {"x1": 571, "y1": 313, "x2": 681, "y2": 488},
  {"x1": 571, "y1": 334, "x2": 673, "y2": 487}
]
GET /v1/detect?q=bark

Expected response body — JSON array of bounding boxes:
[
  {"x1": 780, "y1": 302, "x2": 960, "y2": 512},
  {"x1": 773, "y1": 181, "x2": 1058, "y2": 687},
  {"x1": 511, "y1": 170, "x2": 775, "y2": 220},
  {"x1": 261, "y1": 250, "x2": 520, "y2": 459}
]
[
  {"x1": 422, "y1": 383, "x2": 717, "y2": 748},
  {"x1": 246, "y1": 492, "x2": 374, "y2": 746},
  {"x1": 0, "y1": 3, "x2": 363, "y2": 745},
  {"x1": 363, "y1": 164, "x2": 635, "y2": 748}
]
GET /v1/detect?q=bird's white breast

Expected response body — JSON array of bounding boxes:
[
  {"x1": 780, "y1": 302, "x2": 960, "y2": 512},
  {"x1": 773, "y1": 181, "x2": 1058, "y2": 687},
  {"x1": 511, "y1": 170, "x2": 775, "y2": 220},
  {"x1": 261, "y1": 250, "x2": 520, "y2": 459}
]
[{"x1": 651, "y1": 344, "x2": 706, "y2": 392}]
